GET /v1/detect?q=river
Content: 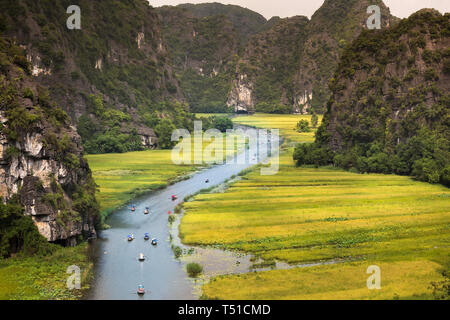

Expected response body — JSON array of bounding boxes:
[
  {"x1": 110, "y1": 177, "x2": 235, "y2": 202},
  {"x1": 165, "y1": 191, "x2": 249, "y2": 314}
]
[{"x1": 86, "y1": 127, "x2": 277, "y2": 300}]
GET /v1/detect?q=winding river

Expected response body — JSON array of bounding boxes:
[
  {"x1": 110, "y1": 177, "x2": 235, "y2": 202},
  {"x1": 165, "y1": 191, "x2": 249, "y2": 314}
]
[{"x1": 86, "y1": 128, "x2": 276, "y2": 300}]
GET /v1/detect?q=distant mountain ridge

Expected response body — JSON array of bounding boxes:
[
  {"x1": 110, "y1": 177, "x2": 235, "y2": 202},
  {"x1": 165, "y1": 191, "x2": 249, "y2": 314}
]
[
  {"x1": 159, "y1": 0, "x2": 398, "y2": 114},
  {"x1": 177, "y1": 2, "x2": 269, "y2": 44},
  {"x1": 230, "y1": 0, "x2": 397, "y2": 114},
  {"x1": 295, "y1": 9, "x2": 450, "y2": 186}
]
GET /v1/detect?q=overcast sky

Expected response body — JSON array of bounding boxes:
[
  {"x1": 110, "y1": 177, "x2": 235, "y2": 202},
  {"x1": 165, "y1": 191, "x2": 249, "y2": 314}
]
[{"x1": 149, "y1": 0, "x2": 450, "y2": 19}]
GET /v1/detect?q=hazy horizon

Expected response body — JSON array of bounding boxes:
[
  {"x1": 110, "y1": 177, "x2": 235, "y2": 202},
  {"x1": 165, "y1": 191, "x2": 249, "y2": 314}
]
[{"x1": 149, "y1": 0, "x2": 450, "y2": 20}]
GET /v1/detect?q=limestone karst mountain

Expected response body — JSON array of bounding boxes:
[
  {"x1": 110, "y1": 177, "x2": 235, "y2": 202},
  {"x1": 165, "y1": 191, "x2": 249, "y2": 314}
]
[
  {"x1": 0, "y1": 36, "x2": 99, "y2": 250},
  {"x1": 295, "y1": 9, "x2": 450, "y2": 186},
  {"x1": 1, "y1": 0, "x2": 191, "y2": 153}
]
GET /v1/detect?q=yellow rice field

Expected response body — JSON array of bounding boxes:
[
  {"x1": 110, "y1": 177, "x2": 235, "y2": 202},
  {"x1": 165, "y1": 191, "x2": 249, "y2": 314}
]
[
  {"x1": 179, "y1": 114, "x2": 450, "y2": 300},
  {"x1": 233, "y1": 113, "x2": 322, "y2": 143}
]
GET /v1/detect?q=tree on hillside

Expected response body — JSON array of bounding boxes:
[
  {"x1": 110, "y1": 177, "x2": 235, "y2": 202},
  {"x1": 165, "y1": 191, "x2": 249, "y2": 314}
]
[
  {"x1": 295, "y1": 119, "x2": 311, "y2": 133},
  {"x1": 155, "y1": 119, "x2": 176, "y2": 149},
  {"x1": 211, "y1": 116, "x2": 233, "y2": 132}
]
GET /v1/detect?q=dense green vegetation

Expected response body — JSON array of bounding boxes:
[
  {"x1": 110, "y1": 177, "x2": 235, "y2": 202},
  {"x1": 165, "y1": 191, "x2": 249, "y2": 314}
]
[
  {"x1": 200, "y1": 115, "x2": 234, "y2": 132},
  {"x1": 242, "y1": 16, "x2": 310, "y2": 112},
  {"x1": 77, "y1": 94, "x2": 194, "y2": 153},
  {"x1": 0, "y1": 36, "x2": 100, "y2": 231},
  {"x1": 0, "y1": 35, "x2": 99, "y2": 299},
  {"x1": 177, "y1": 3, "x2": 268, "y2": 44},
  {"x1": 294, "y1": 10, "x2": 450, "y2": 186},
  {"x1": 1, "y1": 0, "x2": 176, "y2": 107},
  {"x1": 230, "y1": 0, "x2": 396, "y2": 114},
  {"x1": 0, "y1": 243, "x2": 93, "y2": 300},
  {"x1": 158, "y1": 6, "x2": 238, "y2": 113},
  {"x1": 180, "y1": 68, "x2": 234, "y2": 113},
  {"x1": 1, "y1": 36, "x2": 100, "y2": 239},
  {"x1": 1, "y1": 0, "x2": 196, "y2": 154},
  {"x1": 0, "y1": 196, "x2": 53, "y2": 258}
]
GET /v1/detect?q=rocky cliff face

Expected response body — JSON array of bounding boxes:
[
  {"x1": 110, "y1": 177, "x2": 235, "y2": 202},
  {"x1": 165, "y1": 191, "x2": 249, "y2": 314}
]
[
  {"x1": 227, "y1": 74, "x2": 255, "y2": 113},
  {"x1": 157, "y1": 5, "x2": 241, "y2": 113},
  {"x1": 0, "y1": 37, "x2": 99, "y2": 245},
  {"x1": 322, "y1": 9, "x2": 449, "y2": 151},
  {"x1": 1, "y1": 0, "x2": 186, "y2": 149},
  {"x1": 292, "y1": 0, "x2": 394, "y2": 113},
  {"x1": 228, "y1": 15, "x2": 310, "y2": 113}
]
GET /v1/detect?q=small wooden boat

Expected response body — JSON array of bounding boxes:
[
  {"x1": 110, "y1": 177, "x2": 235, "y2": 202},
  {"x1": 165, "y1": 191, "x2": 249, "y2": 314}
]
[
  {"x1": 144, "y1": 233, "x2": 150, "y2": 240},
  {"x1": 151, "y1": 238, "x2": 158, "y2": 246},
  {"x1": 137, "y1": 285, "x2": 145, "y2": 295},
  {"x1": 138, "y1": 253, "x2": 145, "y2": 261}
]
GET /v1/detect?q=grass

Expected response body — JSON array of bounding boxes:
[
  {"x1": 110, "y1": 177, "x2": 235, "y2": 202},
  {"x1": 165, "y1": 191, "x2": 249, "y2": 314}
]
[
  {"x1": 87, "y1": 135, "x2": 240, "y2": 218},
  {"x1": 87, "y1": 150, "x2": 198, "y2": 217},
  {"x1": 179, "y1": 113, "x2": 450, "y2": 300},
  {"x1": 203, "y1": 260, "x2": 445, "y2": 300},
  {"x1": 0, "y1": 244, "x2": 92, "y2": 300},
  {"x1": 87, "y1": 113, "x2": 317, "y2": 217}
]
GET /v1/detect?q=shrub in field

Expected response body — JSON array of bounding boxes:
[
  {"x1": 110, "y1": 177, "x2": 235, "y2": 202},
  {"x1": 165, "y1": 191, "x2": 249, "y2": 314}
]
[
  {"x1": 173, "y1": 246, "x2": 183, "y2": 259},
  {"x1": 295, "y1": 119, "x2": 311, "y2": 133},
  {"x1": 186, "y1": 262, "x2": 203, "y2": 277}
]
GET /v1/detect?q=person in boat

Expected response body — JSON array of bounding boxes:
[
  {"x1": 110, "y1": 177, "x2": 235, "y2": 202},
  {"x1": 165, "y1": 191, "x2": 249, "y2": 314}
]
[
  {"x1": 139, "y1": 253, "x2": 145, "y2": 261},
  {"x1": 151, "y1": 238, "x2": 158, "y2": 245},
  {"x1": 171, "y1": 195, "x2": 177, "y2": 201},
  {"x1": 137, "y1": 285, "x2": 145, "y2": 295},
  {"x1": 144, "y1": 207, "x2": 149, "y2": 214},
  {"x1": 131, "y1": 205, "x2": 136, "y2": 212},
  {"x1": 205, "y1": 179, "x2": 209, "y2": 183},
  {"x1": 128, "y1": 234, "x2": 134, "y2": 241},
  {"x1": 144, "y1": 233, "x2": 150, "y2": 240}
]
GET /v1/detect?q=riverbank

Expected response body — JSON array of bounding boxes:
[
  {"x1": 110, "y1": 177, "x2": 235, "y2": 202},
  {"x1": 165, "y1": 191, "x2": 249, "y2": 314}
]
[
  {"x1": 87, "y1": 133, "x2": 242, "y2": 220},
  {"x1": 86, "y1": 150, "x2": 202, "y2": 219},
  {"x1": 179, "y1": 114, "x2": 450, "y2": 300},
  {"x1": 232, "y1": 113, "x2": 322, "y2": 144},
  {"x1": 85, "y1": 127, "x2": 267, "y2": 299},
  {"x1": 0, "y1": 127, "x2": 240, "y2": 300}
]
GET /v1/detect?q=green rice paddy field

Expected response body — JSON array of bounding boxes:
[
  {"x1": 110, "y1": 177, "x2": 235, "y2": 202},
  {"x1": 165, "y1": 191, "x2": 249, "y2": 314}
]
[
  {"x1": 180, "y1": 114, "x2": 450, "y2": 300},
  {"x1": 233, "y1": 113, "x2": 322, "y2": 144},
  {"x1": 87, "y1": 150, "x2": 197, "y2": 217},
  {"x1": 87, "y1": 135, "x2": 239, "y2": 217},
  {"x1": 0, "y1": 244, "x2": 92, "y2": 300}
]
